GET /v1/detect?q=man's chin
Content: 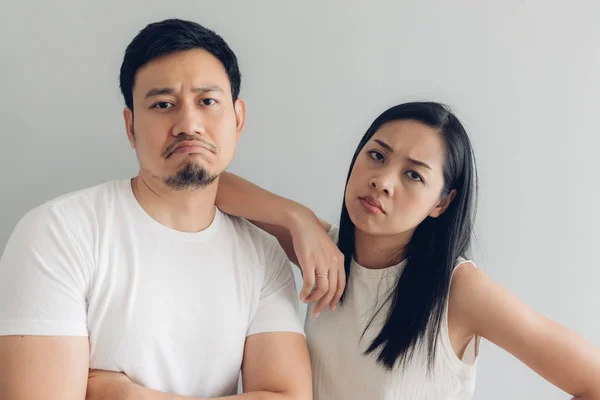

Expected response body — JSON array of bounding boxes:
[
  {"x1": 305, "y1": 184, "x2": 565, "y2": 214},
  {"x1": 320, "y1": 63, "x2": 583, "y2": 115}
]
[{"x1": 163, "y1": 161, "x2": 219, "y2": 190}]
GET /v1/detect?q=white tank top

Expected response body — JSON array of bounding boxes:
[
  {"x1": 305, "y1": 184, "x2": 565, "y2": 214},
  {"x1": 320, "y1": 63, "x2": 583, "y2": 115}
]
[{"x1": 305, "y1": 226, "x2": 479, "y2": 400}]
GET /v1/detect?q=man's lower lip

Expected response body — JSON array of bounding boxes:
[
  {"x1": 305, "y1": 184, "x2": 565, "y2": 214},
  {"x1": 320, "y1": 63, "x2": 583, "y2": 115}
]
[
  {"x1": 359, "y1": 198, "x2": 383, "y2": 214},
  {"x1": 171, "y1": 146, "x2": 210, "y2": 155}
]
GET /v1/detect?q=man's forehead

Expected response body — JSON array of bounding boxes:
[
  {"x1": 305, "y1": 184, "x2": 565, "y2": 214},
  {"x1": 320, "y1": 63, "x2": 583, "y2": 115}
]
[{"x1": 133, "y1": 49, "x2": 230, "y2": 93}]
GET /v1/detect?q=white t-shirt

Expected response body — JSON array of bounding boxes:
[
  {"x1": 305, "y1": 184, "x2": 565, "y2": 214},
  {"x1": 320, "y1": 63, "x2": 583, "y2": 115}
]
[{"x1": 0, "y1": 179, "x2": 304, "y2": 398}]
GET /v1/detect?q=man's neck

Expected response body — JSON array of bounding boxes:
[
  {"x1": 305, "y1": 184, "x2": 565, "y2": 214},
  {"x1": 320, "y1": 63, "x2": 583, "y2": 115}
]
[{"x1": 131, "y1": 174, "x2": 218, "y2": 233}]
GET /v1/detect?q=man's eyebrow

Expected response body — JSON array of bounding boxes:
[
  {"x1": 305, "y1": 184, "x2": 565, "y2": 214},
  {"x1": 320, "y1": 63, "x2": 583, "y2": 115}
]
[
  {"x1": 144, "y1": 86, "x2": 224, "y2": 98},
  {"x1": 192, "y1": 86, "x2": 224, "y2": 94},
  {"x1": 144, "y1": 87, "x2": 174, "y2": 98}
]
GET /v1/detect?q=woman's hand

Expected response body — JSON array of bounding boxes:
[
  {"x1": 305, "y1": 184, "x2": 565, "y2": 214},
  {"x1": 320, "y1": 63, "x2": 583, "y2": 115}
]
[{"x1": 289, "y1": 210, "x2": 346, "y2": 317}]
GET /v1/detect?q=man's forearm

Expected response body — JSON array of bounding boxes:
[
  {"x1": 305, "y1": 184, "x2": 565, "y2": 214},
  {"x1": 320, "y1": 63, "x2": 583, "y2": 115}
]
[{"x1": 134, "y1": 384, "x2": 302, "y2": 400}]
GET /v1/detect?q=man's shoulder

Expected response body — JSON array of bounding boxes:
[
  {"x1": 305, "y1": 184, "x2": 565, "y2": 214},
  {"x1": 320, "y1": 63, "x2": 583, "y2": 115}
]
[
  {"x1": 218, "y1": 211, "x2": 283, "y2": 258},
  {"x1": 19, "y1": 180, "x2": 126, "y2": 233},
  {"x1": 220, "y1": 211, "x2": 277, "y2": 244},
  {"x1": 46, "y1": 179, "x2": 124, "y2": 209}
]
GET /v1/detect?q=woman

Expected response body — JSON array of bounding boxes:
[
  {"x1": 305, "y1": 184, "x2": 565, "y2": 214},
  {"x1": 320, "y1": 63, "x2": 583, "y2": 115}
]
[{"x1": 216, "y1": 102, "x2": 600, "y2": 399}]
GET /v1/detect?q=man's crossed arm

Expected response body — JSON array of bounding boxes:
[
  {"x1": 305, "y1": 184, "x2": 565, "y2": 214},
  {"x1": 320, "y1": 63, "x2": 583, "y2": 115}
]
[{"x1": 0, "y1": 332, "x2": 312, "y2": 400}]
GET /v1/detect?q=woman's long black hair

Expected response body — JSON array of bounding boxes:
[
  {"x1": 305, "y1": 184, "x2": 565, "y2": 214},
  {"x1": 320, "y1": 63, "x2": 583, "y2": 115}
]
[{"x1": 337, "y1": 102, "x2": 478, "y2": 370}]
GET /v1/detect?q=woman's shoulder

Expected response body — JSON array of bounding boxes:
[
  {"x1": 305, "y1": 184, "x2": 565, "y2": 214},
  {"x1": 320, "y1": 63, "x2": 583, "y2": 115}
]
[
  {"x1": 451, "y1": 259, "x2": 483, "y2": 295},
  {"x1": 448, "y1": 260, "x2": 493, "y2": 326},
  {"x1": 455, "y1": 257, "x2": 476, "y2": 270}
]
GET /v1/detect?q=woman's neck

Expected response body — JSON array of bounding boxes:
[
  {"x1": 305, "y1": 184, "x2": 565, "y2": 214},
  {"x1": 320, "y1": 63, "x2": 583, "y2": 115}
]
[{"x1": 353, "y1": 228, "x2": 413, "y2": 269}]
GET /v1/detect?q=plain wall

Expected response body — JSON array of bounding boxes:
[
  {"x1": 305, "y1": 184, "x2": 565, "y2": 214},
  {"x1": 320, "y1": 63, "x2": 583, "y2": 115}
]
[{"x1": 1, "y1": 1, "x2": 599, "y2": 398}]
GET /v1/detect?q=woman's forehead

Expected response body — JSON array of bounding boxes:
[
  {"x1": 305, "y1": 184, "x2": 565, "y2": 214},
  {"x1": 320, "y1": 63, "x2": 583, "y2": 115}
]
[{"x1": 370, "y1": 120, "x2": 446, "y2": 166}]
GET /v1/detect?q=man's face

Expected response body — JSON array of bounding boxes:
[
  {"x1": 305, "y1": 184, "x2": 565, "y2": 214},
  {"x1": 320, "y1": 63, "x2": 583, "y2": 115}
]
[{"x1": 124, "y1": 48, "x2": 245, "y2": 190}]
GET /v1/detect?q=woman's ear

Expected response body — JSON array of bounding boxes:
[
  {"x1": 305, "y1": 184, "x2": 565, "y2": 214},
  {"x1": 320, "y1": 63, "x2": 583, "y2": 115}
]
[{"x1": 429, "y1": 189, "x2": 456, "y2": 218}]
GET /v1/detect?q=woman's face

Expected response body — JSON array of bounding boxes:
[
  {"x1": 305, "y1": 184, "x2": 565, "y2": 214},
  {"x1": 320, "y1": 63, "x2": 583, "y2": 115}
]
[{"x1": 345, "y1": 119, "x2": 453, "y2": 238}]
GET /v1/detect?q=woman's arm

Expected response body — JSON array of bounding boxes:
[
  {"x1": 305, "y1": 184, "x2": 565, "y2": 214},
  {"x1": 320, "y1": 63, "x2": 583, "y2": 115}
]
[
  {"x1": 451, "y1": 264, "x2": 600, "y2": 399},
  {"x1": 216, "y1": 172, "x2": 324, "y2": 263},
  {"x1": 216, "y1": 172, "x2": 345, "y2": 315}
]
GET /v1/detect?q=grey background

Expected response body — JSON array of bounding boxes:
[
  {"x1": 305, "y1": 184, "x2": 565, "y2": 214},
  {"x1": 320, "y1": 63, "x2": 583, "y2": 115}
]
[{"x1": 1, "y1": 1, "x2": 599, "y2": 399}]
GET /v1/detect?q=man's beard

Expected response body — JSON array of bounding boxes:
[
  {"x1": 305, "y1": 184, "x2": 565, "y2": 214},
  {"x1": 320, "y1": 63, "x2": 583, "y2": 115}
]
[{"x1": 164, "y1": 161, "x2": 218, "y2": 190}]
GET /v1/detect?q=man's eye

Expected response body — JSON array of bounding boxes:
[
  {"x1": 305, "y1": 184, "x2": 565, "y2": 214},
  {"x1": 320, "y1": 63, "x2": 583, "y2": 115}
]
[{"x1": 152, "y1": 102, "x2": 174, "y2": 109}]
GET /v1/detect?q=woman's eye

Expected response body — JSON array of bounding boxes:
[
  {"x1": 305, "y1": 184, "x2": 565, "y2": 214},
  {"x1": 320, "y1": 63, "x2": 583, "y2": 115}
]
[
  {"x1": 368, "y1": 150, "x2": 384, "y2": 162},
  {"x1": 406, "y1": 171, "x2": 423, "y2": 182}
]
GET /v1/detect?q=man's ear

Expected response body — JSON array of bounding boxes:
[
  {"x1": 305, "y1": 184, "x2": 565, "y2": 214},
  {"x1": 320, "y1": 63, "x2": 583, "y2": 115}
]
[
  {"x1": 233, "y1": 98, "x2": 246, "y2": 142},
  {"x1": 123, "y1": 107, "x2": 135, "y2": 148},
  {"x1": 429, "y1": 189, "x2": 456, "y2": 218}
]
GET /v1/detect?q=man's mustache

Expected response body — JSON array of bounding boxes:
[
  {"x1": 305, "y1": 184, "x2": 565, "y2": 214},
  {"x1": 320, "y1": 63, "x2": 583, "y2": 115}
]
[{"x1": 163, "y1": 135, "x2": 218, "y2": 158}]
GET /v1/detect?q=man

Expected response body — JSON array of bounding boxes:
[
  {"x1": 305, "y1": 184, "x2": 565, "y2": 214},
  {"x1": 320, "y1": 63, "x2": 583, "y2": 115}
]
[{"x1": 0, "y1": 19, "x2": 311, "y2": 400}]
